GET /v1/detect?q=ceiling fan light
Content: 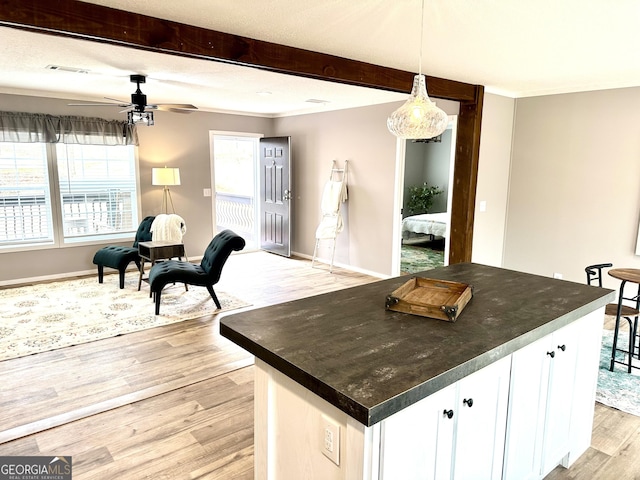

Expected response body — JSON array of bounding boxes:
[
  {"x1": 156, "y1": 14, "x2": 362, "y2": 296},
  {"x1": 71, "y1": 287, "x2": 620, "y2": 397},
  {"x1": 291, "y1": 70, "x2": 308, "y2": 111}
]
[
  {"x1": 387, "y1": 74, "x2": 448, "y2": 140},
  {"x1": 128, "y1": 110, "x2": 154, "y2": 126}
]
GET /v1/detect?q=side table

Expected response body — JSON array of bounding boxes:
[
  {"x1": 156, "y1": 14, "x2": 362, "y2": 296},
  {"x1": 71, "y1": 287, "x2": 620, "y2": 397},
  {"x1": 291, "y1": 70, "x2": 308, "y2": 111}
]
[{"x1": 138, "y1": 241, "x2": 187, "y2": 291}]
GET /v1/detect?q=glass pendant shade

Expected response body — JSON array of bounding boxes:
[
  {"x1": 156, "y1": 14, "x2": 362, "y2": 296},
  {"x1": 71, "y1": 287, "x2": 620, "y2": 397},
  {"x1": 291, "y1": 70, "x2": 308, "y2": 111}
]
[{"x1": 387, "y1": 74, "x2": 449, "y2": 139}]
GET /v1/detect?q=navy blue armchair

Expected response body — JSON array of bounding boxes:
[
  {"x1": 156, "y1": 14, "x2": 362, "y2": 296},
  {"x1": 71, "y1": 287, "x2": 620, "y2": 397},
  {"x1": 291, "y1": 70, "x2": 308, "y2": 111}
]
[{"x1": 149, "y1": 229, "x2": 245, "y2": 315}]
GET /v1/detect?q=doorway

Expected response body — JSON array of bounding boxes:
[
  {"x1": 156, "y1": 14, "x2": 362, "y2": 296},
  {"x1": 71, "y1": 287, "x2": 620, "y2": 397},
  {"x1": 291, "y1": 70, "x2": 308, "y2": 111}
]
[
  {"x1": 210, "y1": 132, "x2": 261, "y2": 250},
  {"x1": 392, "y1": 118, "x2": 458, "y2": 276}
]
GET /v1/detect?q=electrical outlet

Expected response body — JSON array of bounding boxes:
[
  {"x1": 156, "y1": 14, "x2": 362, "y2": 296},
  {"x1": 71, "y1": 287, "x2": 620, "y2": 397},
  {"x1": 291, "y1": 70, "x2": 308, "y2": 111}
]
[
  {"x1": 321, "y1": 414, "x2": 340, "y2": 466},
  {"x1": 553, "y1": 273, "x2": 563, "y2": 279}
]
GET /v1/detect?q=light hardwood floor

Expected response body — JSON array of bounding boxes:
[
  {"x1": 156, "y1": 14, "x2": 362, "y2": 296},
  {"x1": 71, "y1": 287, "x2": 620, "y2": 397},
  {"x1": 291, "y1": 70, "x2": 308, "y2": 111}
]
[
  {"x1": 0, "y1": 251, "x2": 378, "y2": 479},
  {"x1": 1, "y1": 252, "x2": 639, "y2": 479}
]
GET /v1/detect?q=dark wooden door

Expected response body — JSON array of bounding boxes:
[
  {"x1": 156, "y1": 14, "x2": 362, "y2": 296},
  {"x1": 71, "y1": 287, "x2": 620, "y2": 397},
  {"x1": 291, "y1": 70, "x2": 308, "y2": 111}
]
[{"x1": 259, "y1": 137, "x2": 291, "y2": 256}]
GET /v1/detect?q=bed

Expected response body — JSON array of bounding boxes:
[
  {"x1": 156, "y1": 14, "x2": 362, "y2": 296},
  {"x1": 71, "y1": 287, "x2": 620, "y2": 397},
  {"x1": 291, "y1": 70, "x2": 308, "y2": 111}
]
[{"x1": 402, "y1": 212, "x2": 449, "y2": 241}]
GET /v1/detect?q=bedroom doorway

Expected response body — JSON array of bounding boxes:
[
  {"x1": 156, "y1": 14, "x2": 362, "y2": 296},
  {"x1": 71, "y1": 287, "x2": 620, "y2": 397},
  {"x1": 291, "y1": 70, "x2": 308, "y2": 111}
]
[{"x1": 392, "y1": 118, "x2": 457, "y2": 276}]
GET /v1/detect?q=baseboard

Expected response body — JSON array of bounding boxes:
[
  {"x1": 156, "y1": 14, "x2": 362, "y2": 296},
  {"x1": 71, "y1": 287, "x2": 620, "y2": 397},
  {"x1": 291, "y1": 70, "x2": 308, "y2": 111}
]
[
  {"x1": 0, "y1": 264, "x2": 149, "y2": 288},
  {"x1": 0, "y1": 269, "x2": 100, "y2": 287},
  {"x1": 0, "y1": 252, "x2": 382, "y2": 287},
  {"x1": 292, "y1": 251, "x2": 388, "y2": 279}
]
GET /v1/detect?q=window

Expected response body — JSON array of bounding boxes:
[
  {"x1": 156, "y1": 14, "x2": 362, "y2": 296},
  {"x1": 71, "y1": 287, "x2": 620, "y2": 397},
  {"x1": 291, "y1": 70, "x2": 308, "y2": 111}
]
[
  {"x1": 57, "y1": 144, "x2": 138, "y2": 240},
  {"x1": 0, "y1": 141, "x2": 139, "y2": 249},
  {"x1": 0, "y1": 143, "x2": 53, "y2": 245}
]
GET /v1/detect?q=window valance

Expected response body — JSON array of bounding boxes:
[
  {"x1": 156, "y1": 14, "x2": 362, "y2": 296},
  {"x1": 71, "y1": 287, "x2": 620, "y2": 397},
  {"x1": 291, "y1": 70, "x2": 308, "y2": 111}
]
[{"x1": 0, "y1": 111, "x2": 138, "y2": 145}]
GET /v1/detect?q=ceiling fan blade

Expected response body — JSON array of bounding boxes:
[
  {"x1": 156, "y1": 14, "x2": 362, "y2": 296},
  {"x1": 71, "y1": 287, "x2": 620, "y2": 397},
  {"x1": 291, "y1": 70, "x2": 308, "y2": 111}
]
[
  {"x1": 69, "y1": 96, "x2": 132, "y2": 108},
  {"x1": 160, "y1": 107, "x2": 196, "y2": 114},
  {"x1": 152, "y1": 104, "x2": 198, "y2": 112},
  {"x1": 160, "y1": 103, "x2": 198, "y2": 109},
  {"x1": 103, "y1": 97, "x2": 130, "y2": 104},
  {"x1": 68, "y1": 102, "x2": 122, "y2": 106}
]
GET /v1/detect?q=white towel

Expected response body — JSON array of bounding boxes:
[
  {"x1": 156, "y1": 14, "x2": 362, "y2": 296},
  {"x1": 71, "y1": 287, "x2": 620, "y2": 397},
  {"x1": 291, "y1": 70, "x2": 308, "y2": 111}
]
[
  {"x1": 316, "y1": 179, "x2": 347, "y2": 239},
  {"x1": 315, "y1": 214, "x2": 343, "y2": 239},
  {"x1": 151, "y1": 214, "x2": 187, "y2": 242},
  {"x1": 320, "y1": 180, "x2": 346, "y2": 215}
]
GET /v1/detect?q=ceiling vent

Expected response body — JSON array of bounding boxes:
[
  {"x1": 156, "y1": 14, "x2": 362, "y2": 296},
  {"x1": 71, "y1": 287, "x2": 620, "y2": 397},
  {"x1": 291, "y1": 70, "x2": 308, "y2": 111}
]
[{"x1": 46, "y1": 65, "x2": 90, "y2": 74}]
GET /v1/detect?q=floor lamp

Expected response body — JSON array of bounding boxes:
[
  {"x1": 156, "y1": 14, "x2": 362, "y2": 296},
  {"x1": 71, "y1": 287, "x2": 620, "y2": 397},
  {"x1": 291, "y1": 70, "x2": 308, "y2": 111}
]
[{"x1": 152, "y1": 167, "x2": 181, "y2": 214}]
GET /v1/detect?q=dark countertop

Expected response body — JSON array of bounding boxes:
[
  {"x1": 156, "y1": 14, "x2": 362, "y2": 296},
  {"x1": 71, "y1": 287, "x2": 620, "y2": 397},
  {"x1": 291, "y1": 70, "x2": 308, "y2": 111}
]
[{"x1": 220, "y1": 263, "x2": 614, "y2": 426}]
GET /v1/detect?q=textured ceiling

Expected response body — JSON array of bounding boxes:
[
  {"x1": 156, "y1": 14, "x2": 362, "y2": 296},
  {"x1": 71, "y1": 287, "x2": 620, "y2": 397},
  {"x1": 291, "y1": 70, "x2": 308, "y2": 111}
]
[{"x1": 1, "y1": 0, "x2": 638, "y2": 117}]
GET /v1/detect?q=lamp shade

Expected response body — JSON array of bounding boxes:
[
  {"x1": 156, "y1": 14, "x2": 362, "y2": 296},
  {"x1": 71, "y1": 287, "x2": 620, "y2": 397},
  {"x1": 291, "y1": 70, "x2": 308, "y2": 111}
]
[
  {"x1": 387, "y1": 74, "x2": 449, "y2": 140},
  {"x1": 152, "y1": 167, "x2": 181, "y2": 186}
]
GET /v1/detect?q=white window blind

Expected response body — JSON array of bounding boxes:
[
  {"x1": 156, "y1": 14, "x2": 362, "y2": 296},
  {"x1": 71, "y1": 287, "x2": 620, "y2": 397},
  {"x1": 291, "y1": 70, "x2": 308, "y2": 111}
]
[
  {"x1": 0, "y1": 143, "x2": 53, "y2": 245},
  {"x1": 56, "y1": 144, "x2": 138, "y2": 239}
]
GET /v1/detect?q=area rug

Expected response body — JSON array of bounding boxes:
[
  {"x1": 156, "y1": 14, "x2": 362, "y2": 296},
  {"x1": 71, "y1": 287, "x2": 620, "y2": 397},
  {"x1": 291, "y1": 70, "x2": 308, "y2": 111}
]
[
  {"x1": 0, "y1": 275, "x2": 249, "y2": 361},
  {"x1": 596, "y1": 328, "x2": 640, "y2": 417},
  {"x1": 401, "y1": 245, "x2": 445, "y2": 274}
]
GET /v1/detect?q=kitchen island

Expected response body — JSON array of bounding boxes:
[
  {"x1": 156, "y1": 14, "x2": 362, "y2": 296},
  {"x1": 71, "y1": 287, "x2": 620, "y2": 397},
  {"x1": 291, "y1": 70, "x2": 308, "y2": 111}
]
[{"x1": 220, "y1": 263, "x2": 613, "y2": 480}]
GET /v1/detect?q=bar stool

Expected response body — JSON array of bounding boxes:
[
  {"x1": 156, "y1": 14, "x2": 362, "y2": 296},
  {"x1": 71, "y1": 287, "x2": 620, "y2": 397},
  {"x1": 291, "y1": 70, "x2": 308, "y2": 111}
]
[
  {"x1": 586, "y1": 264, "x2": 640, "y2": 373},
  {"x1": 605, "y1": 267, "x2": 640, "y2": 372}
]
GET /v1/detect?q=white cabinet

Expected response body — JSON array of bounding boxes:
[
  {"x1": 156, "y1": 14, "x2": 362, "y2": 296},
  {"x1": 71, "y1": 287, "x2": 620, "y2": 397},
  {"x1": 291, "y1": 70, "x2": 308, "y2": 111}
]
[
  {"x1": 503, "y1": 310, "x2": 602, "y2": 480},
  {"x1": 380, "y1": 356, "x2": 510, "y2": 480}
]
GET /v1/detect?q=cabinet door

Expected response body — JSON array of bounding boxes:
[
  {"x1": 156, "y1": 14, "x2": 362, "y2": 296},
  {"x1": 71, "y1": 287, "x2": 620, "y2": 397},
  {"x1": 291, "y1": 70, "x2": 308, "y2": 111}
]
[
  {"x1": 565, "y1": 309, "x2": 604, "y2": 466},
  {"x1": 504, "y1": 321, "x2": 582, "y2": 480},
  {"x1": 503, "y1": 335, "x2": 552, "y2": 480},
  {"x1": 380, "y1": 383, "x2": 456, "y2": 480},
  {"x1": 541, "y1": 322, "x2": 579, "y2": 475},
  {"x1": 453, "y1": 356, "x2": 511, "y2": 480}
]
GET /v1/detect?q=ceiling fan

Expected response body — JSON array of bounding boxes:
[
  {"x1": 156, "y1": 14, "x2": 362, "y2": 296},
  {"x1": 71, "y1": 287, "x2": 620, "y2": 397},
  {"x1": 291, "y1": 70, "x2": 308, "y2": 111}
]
[{"x1": 69, "y1": 74, "x2": 198, "y2": 125}]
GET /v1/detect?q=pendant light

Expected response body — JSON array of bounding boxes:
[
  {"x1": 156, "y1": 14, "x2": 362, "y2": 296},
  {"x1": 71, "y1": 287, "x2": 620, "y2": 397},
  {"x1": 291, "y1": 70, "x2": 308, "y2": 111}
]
[{"x1": 387, "y1": 0, "x2": 448, "y2": 140}]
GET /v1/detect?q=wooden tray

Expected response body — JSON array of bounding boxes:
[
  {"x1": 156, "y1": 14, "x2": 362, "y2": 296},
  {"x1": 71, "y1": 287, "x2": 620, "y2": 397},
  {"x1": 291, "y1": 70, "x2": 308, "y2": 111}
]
[{"x1": 385, "y1": 277, "x2": 473, "y2": 322}]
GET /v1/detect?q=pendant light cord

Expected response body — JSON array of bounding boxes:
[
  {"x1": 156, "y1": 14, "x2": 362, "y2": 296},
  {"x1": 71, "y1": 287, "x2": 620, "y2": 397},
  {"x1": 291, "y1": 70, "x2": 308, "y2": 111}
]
[{"x1": 419, "y1": 0, "x2": 425, "y2": 75}]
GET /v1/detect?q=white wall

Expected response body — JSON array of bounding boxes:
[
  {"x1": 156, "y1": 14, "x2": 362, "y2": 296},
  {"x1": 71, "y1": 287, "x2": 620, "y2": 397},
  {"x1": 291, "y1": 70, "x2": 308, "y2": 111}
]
[
  {"x1": 273, "y1": 99, "x2": 460, "y2": 276},
  {"x1": 472, "y1": 93, "x2": 516, "y2": 267},
  {"x1": 273, "y1": 103, "x2": 399, "y2": 275},
  {"x1": 503, "y1": 87, "x2": 640, "y2": 288}
]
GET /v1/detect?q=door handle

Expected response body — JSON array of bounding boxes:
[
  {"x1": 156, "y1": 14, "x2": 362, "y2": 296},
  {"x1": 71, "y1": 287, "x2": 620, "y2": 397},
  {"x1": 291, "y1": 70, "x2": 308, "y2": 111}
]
[{"x1": 283, "y1": 189, "x2": 292, "y2": 200}]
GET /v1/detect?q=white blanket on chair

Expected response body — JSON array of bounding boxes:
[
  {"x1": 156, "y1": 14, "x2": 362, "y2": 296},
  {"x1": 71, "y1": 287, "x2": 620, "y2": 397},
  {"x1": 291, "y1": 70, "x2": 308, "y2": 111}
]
[{"x1": 151, "y1": 214, "x2": 187, "y2": 242}]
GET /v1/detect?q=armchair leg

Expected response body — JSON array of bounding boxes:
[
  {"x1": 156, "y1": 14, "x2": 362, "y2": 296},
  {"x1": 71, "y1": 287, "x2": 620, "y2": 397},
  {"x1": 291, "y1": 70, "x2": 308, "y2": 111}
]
[
  {"x1": 206, "y1": 285, "x2": 222, "y2": 309},
  {"x1": 154, "y1": 290, "x2": 162, "y2": 315},
  {"x1": 118, "y1": 269, "x2": 126, "y2": 289},
  {"x1": 97, "y1": 265, "x2": 104, "y2": 284}
]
